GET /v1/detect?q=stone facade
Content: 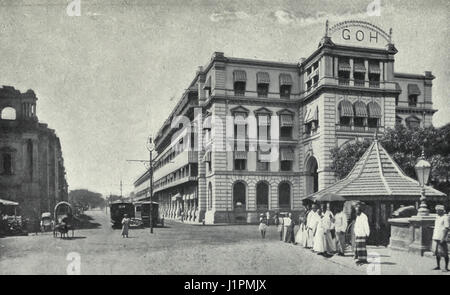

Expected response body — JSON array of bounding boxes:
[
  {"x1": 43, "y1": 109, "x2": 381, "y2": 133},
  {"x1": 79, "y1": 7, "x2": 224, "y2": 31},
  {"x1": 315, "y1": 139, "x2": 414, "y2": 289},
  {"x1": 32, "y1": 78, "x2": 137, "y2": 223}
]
[
  {"x1": 0, "y1": 86, "x2": 68, "y2": 222},
  {"x1": 134, "y1": 22, "x2": 438, "y2": 224}
]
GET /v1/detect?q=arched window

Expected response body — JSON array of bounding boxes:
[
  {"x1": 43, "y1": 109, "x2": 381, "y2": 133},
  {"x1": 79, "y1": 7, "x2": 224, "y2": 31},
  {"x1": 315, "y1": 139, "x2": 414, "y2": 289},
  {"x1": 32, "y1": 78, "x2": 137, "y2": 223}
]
[
  {"x1": 305, "y1": 156, "x2": 319, "y2": 196},
  {"x1": 233, "y1": 181, "x2": 246, "y2": 210},
  {"x1": 1, "y1": 107, "x2": 16, "y2": 120},
  {"x1": 256, "y1": 182, "x2": 269, "y2": 211},
  {"x1": 278, "y1": 182, "x2": 291, "y2": 210},
  {"x1": 208, "y1": 182, "x2": 213, "y2": 210}
]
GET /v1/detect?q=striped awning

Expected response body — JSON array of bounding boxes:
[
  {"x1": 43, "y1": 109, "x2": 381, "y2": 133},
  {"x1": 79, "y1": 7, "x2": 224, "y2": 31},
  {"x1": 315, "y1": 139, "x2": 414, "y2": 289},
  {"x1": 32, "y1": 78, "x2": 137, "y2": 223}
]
[
  {"x1": 202, "y1": 151, "x2": 211, "y2": 162},
  {"x1": 304, "y1": 105, "x2": 319, "y2": 123},
  {"x1": 338, "y1": 59, "x2": 351, "y2": 71},
  {"x1": 367, "y1": 102, "x2": 382, "y2": 118},
  {"x1": 280, "y1": 114, "x2": 294, "y2": 127},
  {"x1": 203, "y1": 76, "x2": 211, "y2": 90},
  {"x1": 258, "y1": 150, "x2": 271, "y2": 161},
  {"x1": 339, "y1": 100, "x2": 354, "y2": 117},
  {"x1": 279, "y1": 73, "x2": 293, "y2": 86},
  {"x1": 408, "y1": 84, "x2": 421, "y2": 96},
  {"x1": 369, "y1": 62, "x2": 381, "y2": 74},
  {"x1": 257, "y1": 72, "x2": 270, "y2": 84},
  {"x1": 258, "y1": 114, "x2": 270, "y2": 126},
  {"x1": 280, "y1": 148, "x2": 295, "y2": 161},
  {"x1": 234, "y1": 151, "x2": 247, "y2": 159},
  {"x1": 233, "y1": 70, "x2": 247, "y2": 82},
  {"x1": 354, "y1": 101, "x2": 368, "y2": 117},
  {"x1": 353, "y1": 62, "x2": 366, "y2": 73}
]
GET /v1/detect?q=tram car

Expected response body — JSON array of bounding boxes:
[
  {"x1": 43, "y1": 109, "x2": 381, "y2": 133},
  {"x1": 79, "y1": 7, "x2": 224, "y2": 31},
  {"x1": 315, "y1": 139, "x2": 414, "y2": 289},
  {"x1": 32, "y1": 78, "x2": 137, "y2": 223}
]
[
  {"x1": 133, "y1": 201, "x2": 163, "y2": 227},
  {"x1": 110, "y1": 202, "x2": 135, "y2": 229}
]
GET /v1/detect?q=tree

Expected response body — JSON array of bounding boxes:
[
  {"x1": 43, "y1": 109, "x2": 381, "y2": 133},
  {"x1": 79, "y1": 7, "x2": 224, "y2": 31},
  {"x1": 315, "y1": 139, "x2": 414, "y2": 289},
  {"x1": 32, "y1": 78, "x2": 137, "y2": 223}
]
[
  {"x1": 330, "y1": 123, "x2": 450, "y2": 195},
  {"x1": 69, "y1": 189, "x2": 106, "y2": 209}
]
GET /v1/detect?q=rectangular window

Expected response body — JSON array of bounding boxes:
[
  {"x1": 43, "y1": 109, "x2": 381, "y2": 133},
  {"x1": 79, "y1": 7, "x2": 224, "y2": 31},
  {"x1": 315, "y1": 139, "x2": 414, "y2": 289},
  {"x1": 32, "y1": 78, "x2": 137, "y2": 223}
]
[
  {"x1": 234, "y1": 159, "x2": 246, "y2": 171},
  {"x1": 368, "y1": 118, "x2": 379, "y2": 128},
  {"x1": 257, "y1": 160, "x2": 269, "y2": 171},
  {"x1": 280, "y1": 126, "x2": 292, "y2": 139},
  {"x1": 408, "y1": 95, "x2": 417, "y2": 107},
  {"x1": 234, "y1": 82, "x2": 246, "y2": 96},
  {"x1": 257, "y1": 84, "x2": 269, "y2": 98},
  {"x1": 280, "y1": 161, "x2": 292, "y2": 171},
  {"x1": 280, "y1": 85, "x2": 291, "y2": 99}
]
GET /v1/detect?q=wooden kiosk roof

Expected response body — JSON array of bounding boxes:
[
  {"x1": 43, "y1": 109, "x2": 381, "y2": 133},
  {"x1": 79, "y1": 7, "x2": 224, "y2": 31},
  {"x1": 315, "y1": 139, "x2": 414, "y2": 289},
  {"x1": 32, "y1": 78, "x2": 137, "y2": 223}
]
[{"x1": 307, "y1": 139, "x2": 447, "y2": 201}]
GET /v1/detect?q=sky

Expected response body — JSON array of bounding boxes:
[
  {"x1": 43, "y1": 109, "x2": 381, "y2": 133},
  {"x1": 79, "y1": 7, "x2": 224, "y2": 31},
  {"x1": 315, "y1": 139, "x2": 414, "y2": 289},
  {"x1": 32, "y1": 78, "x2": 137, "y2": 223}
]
[{"x1": 0, "y1": 0, "x2": 448, "y2": 196}]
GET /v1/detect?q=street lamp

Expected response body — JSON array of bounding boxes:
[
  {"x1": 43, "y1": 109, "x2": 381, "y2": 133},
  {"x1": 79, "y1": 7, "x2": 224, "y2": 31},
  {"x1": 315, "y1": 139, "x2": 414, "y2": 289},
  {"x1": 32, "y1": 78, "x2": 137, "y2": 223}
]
[
  {"x1": 146, "y1": 136, "x2": 155, "y2": 233},
  {"x1": 415, "y1": 148, "x2": 431, "y2": 216}
]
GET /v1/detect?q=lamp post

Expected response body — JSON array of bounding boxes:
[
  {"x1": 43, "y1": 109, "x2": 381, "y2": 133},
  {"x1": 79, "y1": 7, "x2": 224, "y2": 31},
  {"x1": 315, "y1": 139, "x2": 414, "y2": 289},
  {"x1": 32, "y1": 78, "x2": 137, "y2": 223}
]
[
  {"x1": 146, "y1": 136, "x2": 155, "y2": 233},
  {"x1": 415, "y1": 148, "x2": 431, "y2": 216}
]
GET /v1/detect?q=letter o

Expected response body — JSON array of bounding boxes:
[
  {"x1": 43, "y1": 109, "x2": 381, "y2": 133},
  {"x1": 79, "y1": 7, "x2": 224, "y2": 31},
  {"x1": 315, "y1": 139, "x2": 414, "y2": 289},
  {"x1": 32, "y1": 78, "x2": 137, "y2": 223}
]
[{"x1": 356, "y1": 30, "x2": 365, "y2": 41}]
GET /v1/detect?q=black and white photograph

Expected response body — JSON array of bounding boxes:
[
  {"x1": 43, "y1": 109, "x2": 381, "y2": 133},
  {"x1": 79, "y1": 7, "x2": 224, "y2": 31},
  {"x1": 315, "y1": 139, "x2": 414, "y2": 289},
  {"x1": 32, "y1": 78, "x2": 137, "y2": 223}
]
[{"x1": 0, "y1": 0, "x2": 449, "y2": 282}]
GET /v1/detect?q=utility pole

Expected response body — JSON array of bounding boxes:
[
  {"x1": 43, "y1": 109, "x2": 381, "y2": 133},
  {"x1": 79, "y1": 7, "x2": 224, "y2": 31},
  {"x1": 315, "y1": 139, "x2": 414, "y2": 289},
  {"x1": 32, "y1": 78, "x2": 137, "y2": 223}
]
[{"x1": 147, "y1": 136, "x2": 155, "y2": 234}]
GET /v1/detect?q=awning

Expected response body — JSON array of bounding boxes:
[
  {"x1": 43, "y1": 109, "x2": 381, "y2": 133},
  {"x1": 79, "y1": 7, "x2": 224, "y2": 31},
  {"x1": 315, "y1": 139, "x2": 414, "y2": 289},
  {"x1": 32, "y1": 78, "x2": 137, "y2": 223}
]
[
  {"x1": 258, "y1": 150, "x2": 271, "y2": 161},
  {"x1": 234, "y1": 151, "x2": 247, "y2": 159},
  {"x1": 280, "y1": 148, "x2": 295, "y2": 161},
  {"x1": 202, "y1": 151, "x2": 211, "y2": 162},
  {"x1": 304, "y1": 105, "x2": 319, "y2": 124},
  {"x1": 369, "y1": 62, "x2": 381, "y2": 74},
  {"x1": 338, "y1": 59, "x2": 351, "y2": 71},
  {"x1": 279, "y1": 73, "x2": 293, "y2": 86},
  {"x1": 339, "y1": 100, "x2": 354, "y2": 117},
  {"x1": 367, "y1": 102, "x2": 382, "y2": 118},
  {"x1": 203, "y1": 76, "x2": 211, "y2": 90},
  {"x1": 353, "y1": 62, "x2": 366, "y2": 73},
  {"x1": 0, "y1": 199, "x2": 19, "y2": 206},
  {"x1": 258, "y1": 114, "x2": 270, "y2": 126},
  {"x1": 407, "y1": 84, "x2": 421, "y2": 96},
  {"x1": 354, "y1": 101, "x2": 368, "y2": 117},
  {"x1": 171, "y1": 193, "x2": 182, "y2": 201},
  {"x1": 257, "y1": 72, "x2": 270, "y2": 84},
  {"x1": 233, "y1": 70, "x2": 247, "y2": 82},
  {"x1": 280, "y1": 114, "x2": 294, "y2": 127}
]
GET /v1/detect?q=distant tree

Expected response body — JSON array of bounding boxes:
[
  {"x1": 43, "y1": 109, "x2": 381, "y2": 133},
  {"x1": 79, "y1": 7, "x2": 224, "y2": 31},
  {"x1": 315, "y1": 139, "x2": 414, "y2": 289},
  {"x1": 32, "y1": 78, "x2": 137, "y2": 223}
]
[
  {"x1": 330, "y1": 123, "x2": 450, "y2": 195},
  {"x1": 69, "y1": 189, "x2": 106, "y2": 209}
]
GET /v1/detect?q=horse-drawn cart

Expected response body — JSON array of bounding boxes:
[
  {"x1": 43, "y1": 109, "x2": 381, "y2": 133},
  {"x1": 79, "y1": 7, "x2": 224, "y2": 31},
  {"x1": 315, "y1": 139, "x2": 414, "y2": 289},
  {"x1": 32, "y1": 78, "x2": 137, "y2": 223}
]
[{"x1": 53, "y1": 201, "x2": 75, "y2": 239}]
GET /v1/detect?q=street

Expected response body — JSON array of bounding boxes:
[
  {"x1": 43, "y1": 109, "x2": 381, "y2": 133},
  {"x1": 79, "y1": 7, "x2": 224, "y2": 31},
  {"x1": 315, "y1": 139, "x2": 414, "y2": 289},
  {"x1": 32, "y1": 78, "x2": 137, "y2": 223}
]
[{"x1": 0, "y1": 210, "x2": 447, "y2": 275}]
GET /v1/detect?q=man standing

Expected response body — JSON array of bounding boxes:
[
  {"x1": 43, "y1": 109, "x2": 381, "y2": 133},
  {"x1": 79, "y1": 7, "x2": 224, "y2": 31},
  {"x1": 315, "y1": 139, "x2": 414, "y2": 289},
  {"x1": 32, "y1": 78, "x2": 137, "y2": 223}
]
[
  {"x1": 284, "y1": 213, "x2": 295, "y2": 244},
  {"x1": 306, "y1": 204, "x2": 319, "y2": 249},
  {"x1": 266, "y1": 211, "x2": 270, "y2": 227},
  {"x1": 353, "y1": 202, "x2": 370, "y2": 265},
  {"x1": 334, "y1": 205, "x2": 348, "y2": 256},
  {"x1": 432, "y1": 205, "x2": 449, "y2": 272}
]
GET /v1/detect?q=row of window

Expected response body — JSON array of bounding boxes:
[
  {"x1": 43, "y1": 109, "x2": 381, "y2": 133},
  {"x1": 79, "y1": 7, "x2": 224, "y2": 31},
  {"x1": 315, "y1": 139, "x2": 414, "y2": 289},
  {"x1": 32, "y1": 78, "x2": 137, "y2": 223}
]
[
  {"x1": 338, "y1": 100, "x2": 381, "y2": 127},
  {"x1": 222, "y1": 181, "x2": 292, "y2": 211},
  {"x1": 230, "y1": 71, "x2": 294, "y2": 99}
]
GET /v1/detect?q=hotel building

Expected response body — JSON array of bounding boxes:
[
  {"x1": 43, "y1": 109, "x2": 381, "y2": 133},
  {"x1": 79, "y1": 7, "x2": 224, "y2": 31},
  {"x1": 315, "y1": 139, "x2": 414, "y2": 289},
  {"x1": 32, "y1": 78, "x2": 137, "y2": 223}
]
[{"x1": 133, "y1": 20, "x2": 437, "y2": 224}]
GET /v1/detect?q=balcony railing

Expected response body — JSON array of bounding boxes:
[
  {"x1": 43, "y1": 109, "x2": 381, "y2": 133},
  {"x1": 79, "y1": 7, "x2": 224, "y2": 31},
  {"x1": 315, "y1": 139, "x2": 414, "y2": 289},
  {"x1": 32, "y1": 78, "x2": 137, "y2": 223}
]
[
  {"x1": 338, "y1": 78, "x2": 350, "y2": 86},
  {"x1": 336, "y1": 124, "x2": 383, "y2": 132},
  {"x1": 354, "y1": 79, "x2": 365, "y2": 87},
  {"x1": 369, "y1": 81, "x2": 380, "y2": 88}
]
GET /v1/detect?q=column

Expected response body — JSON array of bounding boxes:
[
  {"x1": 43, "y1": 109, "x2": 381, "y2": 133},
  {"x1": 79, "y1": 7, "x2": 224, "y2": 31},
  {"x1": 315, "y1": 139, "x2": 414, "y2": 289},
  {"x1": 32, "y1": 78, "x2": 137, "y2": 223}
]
[
  {"x1": 349, "y1": 58, "x2": 354, "y2": 84},
  {"x1": 364, "y1": 59, "x2": 369, "y2": 87}
]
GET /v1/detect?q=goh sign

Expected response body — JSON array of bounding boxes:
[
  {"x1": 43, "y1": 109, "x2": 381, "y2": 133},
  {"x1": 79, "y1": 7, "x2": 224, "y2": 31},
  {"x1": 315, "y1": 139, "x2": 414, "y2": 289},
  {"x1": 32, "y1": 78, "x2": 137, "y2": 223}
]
[{"x1": 327, "y1": 20, "x2": 392, "y2": 49}]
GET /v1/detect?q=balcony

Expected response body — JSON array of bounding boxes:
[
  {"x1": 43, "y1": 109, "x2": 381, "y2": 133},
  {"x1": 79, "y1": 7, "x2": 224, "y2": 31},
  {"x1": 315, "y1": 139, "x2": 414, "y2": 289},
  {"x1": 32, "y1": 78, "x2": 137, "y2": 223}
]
[
  {"x1": 338, "y1": 78, "x2": 350, "y2": 86},
  {"x1": 369, "y1": 81, "x2": 380, "y2": 88},
  {"x1": 336, "y1": 124, "x2": 383, "y2": 133},
  {"x1": 354, "y1": 79, "x2": 365, "y2": 87}
]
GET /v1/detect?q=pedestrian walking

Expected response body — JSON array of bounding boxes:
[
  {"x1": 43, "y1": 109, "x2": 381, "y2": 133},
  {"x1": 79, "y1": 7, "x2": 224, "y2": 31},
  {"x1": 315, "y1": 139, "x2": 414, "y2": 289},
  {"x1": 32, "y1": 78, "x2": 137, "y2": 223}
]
[
  {"x1": 121, "y1": 214, "x2": 130, "y2": 238},
  {"x1": 313, "y1": 208, "x2": 327, "y2": 255},
  {"x1": 259, "y1": 214, "x2": 268, "y2": 239},
  {"x1": 353, "y1": 202, "x2": 370, "y2": 265},
  {"x1": 295, "y1": 212, "x2": 307, "y2": 245},
  {"x1": 323, "y1": 203, "x2": 336, "y2": 254},
  {"x1": 432, "y1": 205, "x2": 449, "y2": 272},
  {"x1": 334, "y1": 205, "x2": 348, "y2": 256}
]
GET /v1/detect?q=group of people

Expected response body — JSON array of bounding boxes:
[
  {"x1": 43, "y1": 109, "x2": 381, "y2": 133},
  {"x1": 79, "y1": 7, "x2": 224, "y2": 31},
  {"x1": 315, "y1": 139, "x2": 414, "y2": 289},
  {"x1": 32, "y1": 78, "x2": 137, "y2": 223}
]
[{"x1": 259, "y1": 201, "x2": 371, "y2": 265}]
